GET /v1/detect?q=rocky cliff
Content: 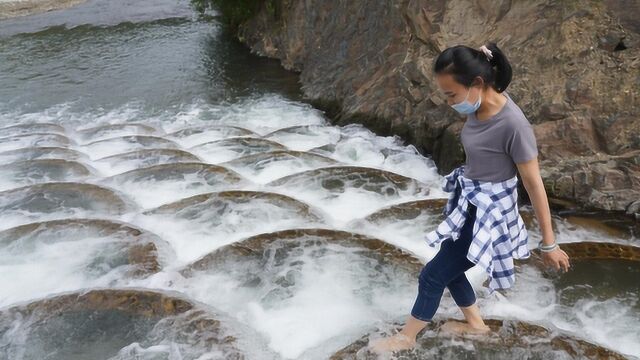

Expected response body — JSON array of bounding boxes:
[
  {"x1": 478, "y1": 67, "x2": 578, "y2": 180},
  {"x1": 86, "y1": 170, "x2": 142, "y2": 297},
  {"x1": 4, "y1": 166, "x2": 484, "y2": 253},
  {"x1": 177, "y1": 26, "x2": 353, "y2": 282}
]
[{"x1": 224, "y1": 0, "x2": 639, "y2": 217}]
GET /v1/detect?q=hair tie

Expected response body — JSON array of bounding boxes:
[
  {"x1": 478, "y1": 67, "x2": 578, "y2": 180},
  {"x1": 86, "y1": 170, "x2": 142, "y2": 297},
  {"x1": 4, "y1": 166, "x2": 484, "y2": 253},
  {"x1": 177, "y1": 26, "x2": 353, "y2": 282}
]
[{"x1": 479, "y1": 45, "x2": 493, "y2": 61}]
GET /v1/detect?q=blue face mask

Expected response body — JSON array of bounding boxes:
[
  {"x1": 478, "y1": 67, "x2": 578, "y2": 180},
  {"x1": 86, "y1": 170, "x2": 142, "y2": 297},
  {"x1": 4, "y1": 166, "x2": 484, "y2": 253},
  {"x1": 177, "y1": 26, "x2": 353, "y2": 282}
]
[{"x1": 451, "y1": 87, "x2": 481, "y2": 114}]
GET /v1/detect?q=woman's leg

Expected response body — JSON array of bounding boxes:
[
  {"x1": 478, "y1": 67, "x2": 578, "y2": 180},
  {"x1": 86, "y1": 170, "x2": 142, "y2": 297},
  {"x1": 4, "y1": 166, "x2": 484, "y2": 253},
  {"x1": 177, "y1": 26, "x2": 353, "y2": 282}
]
[
  {"x1": 369, "y1": 240, "x2": 460, "y2": 353},
  {"x1": 441, "y1": 271, "x2": 489, "y2": 334},
  {"x1": 409, "y1": 204, "x2": 481, "y2": 329},
  {"x1": 442, "y1": 204, "x2": 489, "y2": 333},
  {"x1": 370, "y1": 203, "x2": 485, "y2": 353},
  {"x1": 370, "y1": 238, "x2": 476, "y2": 352}
]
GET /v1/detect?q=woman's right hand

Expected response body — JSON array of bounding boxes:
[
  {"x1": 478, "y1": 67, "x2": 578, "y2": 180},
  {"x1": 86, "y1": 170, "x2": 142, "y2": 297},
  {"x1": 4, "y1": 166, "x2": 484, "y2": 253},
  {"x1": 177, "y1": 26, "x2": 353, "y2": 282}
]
[{"x1": 542, "y1": 247, "x2": 570, "y2": 272}]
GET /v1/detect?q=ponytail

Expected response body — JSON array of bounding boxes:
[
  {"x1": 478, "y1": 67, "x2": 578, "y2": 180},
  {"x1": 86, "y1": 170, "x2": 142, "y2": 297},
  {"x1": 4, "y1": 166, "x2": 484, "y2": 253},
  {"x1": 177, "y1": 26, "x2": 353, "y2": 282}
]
[
  {"x1": 485, "y1": 42, "x2": 512, "y2": 92},
  {"x1": 433, "y1": 41, "x2": 513, "y2": 93}
]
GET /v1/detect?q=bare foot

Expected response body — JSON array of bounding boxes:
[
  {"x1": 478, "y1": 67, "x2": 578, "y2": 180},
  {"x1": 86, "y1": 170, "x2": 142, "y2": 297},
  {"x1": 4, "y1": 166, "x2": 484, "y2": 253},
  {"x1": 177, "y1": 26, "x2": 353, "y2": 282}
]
[
  {"x1": 368, "y1": 332, "x2": 416, "y2": 354},
  {"x1": 440, "y1": 320, "x2": 490, "y2": 335}
]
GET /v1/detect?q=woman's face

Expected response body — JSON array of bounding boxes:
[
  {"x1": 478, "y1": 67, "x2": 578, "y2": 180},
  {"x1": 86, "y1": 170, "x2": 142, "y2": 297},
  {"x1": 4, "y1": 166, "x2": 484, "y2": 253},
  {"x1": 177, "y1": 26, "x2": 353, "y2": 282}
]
[{"x1": 435, "y1": 73, "x2": 482, "y2": 106}]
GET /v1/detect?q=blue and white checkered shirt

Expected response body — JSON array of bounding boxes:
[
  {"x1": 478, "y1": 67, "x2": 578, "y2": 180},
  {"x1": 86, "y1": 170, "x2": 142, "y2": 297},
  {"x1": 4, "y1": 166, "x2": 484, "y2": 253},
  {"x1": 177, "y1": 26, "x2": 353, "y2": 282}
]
[{"x1": 424, "y1": 164, "x2": 530, "y2": 292}]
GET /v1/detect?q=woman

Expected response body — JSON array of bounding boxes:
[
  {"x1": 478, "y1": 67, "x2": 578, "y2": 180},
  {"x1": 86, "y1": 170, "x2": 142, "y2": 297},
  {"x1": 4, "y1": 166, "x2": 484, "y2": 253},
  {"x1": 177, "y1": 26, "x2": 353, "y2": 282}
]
[{"x1": 370, "y1": 42, "x2": 571, "y2": 353}]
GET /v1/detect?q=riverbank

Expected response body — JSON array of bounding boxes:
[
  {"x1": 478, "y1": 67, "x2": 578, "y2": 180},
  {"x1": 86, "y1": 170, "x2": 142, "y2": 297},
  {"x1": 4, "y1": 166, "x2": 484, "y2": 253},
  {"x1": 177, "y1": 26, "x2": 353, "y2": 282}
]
[
  {"x1": 208, "y1": 0, "x2": 640, "y2": 220},
  {"x1": 0, "y1": 0, "x2": 85, "y2": 19}
]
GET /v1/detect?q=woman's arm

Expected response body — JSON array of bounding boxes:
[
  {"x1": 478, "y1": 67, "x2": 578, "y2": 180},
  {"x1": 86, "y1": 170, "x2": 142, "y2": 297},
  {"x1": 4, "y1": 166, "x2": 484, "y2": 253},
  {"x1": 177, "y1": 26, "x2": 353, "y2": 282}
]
[{"x1": 516, "y1": 156, "x2": 570, "y2": 272}]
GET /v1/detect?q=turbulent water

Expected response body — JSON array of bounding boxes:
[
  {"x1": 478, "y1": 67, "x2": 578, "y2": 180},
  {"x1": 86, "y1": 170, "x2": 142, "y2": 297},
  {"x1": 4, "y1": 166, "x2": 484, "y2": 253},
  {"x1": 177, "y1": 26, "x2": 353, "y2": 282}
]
[{"x1": 0, "y1": 1, "x2": 638, "y2": 359}]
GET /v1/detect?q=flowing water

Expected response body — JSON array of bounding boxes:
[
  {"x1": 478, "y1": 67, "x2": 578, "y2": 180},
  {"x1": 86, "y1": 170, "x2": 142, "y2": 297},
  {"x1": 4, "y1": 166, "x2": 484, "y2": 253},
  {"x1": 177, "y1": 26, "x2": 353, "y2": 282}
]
[{"x1": 0, "y1": 1, "x2": 638, "y2": 359}]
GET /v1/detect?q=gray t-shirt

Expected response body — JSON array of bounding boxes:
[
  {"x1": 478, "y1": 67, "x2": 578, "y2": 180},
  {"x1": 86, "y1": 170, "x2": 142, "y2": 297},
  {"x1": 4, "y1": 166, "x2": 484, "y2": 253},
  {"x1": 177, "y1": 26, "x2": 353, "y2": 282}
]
[{"x1": 460, "y1": 91, "x2": 538, "y2": 182}]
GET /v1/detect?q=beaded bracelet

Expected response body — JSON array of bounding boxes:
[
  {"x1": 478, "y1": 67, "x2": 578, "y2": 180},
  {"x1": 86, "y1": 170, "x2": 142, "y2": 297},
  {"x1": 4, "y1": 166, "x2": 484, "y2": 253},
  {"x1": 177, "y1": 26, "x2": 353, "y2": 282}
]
[{"x1": 537, "y1": 241, "x2": 558, "y2": 252}]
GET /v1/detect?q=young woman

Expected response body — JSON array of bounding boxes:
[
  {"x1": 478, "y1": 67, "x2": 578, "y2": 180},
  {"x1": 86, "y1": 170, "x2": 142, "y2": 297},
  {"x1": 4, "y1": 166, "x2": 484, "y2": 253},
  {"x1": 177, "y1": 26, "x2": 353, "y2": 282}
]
[{"x1": 370, "y1": 42, "x2": 571, "y2": 353}]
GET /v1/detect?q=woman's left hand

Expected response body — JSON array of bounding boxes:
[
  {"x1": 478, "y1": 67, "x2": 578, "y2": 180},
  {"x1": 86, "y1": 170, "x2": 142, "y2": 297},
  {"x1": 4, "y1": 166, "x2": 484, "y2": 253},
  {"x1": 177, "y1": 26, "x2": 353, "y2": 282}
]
[{"x1": 541, "y1": 246, "x2": 570, "y2": 272}]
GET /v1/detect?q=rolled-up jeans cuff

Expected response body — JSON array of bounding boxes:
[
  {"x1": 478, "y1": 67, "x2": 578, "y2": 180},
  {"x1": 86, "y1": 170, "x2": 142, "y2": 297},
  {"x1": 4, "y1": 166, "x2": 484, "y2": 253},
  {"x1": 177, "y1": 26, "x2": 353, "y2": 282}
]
[
  {"x1": 455, "y1": 298, "x2": 476, "y2": 307},
  {"x1": 410, "y1": 312, "x2": 432, "y2": 322}
]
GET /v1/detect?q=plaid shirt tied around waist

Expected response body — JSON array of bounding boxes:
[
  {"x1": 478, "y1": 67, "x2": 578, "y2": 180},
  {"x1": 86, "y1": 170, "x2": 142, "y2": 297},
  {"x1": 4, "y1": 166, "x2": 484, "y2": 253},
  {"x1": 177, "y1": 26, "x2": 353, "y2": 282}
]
[{"x1": 424, "y1": 164, "x2": 530, "y2": 292}]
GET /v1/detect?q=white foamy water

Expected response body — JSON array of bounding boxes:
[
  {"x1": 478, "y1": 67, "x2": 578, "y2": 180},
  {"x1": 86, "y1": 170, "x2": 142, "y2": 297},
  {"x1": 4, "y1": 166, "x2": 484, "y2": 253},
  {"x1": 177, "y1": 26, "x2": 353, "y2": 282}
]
[
  {"x1": 1, "y1": 235, "x2": 133, "y2": 305},
  {"x1": 0, "y1": 95, "x2": 638, "y2": 359}
]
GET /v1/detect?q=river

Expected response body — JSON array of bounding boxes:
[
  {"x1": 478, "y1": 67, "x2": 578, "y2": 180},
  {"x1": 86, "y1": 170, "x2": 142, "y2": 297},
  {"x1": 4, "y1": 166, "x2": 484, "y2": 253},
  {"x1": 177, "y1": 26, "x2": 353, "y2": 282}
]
[{"x1": 0, "y1": 0, "x2": 638, "y2": 359}]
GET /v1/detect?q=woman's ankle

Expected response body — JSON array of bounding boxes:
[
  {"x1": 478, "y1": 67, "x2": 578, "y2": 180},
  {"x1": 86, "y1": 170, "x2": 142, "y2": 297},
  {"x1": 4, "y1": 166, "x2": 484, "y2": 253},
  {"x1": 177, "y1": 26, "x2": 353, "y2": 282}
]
[
  {"x1": 398, "y1": 314, "x2": 429, "y2": 339},
  {"x1": 397, "y1": 331, "x2": 417, "y2": 345},
  {"x1": 469, "y1": 322, "x2": 490, "y2": 331},
  {"x1": 459, "y1": 304, "x2": 488, "y2": 330},
  {"x1": 460, "y1": 318, "x2": 488, "y2": 332}
]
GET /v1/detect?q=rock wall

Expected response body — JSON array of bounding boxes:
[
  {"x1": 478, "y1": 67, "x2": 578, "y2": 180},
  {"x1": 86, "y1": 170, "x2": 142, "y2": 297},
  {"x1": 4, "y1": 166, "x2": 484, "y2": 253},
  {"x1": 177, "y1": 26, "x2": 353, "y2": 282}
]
[{"x1": 230, "y1": 0, "x2": 639, "y2": 216}]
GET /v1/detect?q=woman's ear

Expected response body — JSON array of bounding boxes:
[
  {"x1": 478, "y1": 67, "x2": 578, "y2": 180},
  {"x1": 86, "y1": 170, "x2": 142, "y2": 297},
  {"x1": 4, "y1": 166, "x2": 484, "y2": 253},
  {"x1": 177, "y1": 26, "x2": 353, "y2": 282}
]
[{"x1": 472, "y1": 76, "x2": 485, "y2": 88}]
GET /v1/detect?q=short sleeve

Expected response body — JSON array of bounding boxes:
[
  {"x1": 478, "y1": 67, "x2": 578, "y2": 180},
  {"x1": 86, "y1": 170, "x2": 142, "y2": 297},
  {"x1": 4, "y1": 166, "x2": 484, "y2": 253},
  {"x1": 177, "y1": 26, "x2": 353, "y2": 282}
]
[{"x1": 507, "y1": 123, "x2": 538, "y2": 163}]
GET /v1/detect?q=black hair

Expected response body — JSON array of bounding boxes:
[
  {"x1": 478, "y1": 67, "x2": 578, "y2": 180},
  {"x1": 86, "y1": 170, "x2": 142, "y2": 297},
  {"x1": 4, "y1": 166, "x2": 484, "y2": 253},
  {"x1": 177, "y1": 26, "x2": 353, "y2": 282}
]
[{"x1": 433, "y1": 42, "x2": 512, "y2": 93}]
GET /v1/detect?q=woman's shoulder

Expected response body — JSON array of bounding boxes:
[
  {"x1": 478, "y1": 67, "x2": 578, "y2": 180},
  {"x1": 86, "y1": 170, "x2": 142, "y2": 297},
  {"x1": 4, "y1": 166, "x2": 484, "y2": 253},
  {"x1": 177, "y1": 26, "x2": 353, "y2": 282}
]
[{"x1": 501, "y1": 92, "x2": 533, "y2": 129}]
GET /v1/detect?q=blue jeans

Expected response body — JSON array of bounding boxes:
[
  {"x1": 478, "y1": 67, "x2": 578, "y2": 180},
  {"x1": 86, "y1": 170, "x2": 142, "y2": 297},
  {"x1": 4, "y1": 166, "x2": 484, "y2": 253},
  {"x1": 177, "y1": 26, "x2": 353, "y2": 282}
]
[{"x1": 411, "y1": 202, "x2": 477, "y2": 321}]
